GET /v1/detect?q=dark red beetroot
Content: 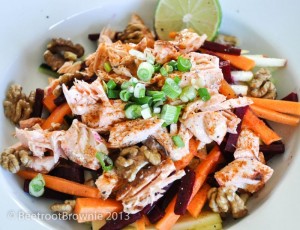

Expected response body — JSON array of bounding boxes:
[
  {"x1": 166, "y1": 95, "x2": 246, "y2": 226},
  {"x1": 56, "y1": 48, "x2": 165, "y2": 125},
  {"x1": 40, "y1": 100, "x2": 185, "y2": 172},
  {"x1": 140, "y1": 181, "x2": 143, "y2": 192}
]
[
  {"x1": 174, "y1": 167, "x2": 196, "y2": 215},
  {"x1": 219, "y1": 60, "x2": 233, "y2": 83},
  {"x1": 88, "y1": 33, "x2": 100, "y2": 41},
  {"x1": 100, "y1": 211, "x2": 143, "y2": 230},
  {"x1": 31, "y1": 88, "x2": 44, "y2": 118},
  {"x1": 146, "y1": 206, "x2": 165, "y2": 224},
  {"x1": 202, "y1": 41, "x2": 241, "y2": 55},
  {"x1": 224, "y1": 106, "x2": 249, "y2": 153},
  {"x1": 260, "y1": 141, "x2": 285, "y2": 161},
  {"x1": 281, "y1": 92, "x2": 299, "y2": 102}
]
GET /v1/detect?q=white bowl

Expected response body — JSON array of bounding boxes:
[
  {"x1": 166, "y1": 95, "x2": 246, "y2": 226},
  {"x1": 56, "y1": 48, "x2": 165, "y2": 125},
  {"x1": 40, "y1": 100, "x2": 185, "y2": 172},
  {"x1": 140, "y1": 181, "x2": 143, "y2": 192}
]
[{"x1": 1, "y1": 0, "x2": 300, "y2": 229}]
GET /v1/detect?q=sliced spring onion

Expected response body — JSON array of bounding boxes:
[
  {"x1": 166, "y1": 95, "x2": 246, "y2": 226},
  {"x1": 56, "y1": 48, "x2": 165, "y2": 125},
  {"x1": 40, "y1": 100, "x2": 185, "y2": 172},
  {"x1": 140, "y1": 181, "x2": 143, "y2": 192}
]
[
  {"x1": 29, "y1": 173, "x2": 45, "y2": 197},
  {"x1": 177, "y1": 56, "x2": 192, "y2": 72},
  {"x1": 154, "y1": 63, "x2": 162, "y2": 73},
  {"x1": 96, "y1": 152, "x2": 113, "y2": 172},
  {"x1": 104, "y1": 61, "x2": 112, "y2": 72},
  {"x1": 174, "y1": 76, "x2": 181, "y2": 84},
  {"x1": 121, "y1": 81, "x2": 131, "y2": 90},
  {"x1": 172, "y1": 135, "x2": 185, "y2": 147},
  {"x1": 161, "y1": 104, "x2": 181, "y2": 124},
  {"x1": 106, "y1": 79, "x2": 117, "y2": 89},
  {"x1": 153, "y1": 100, "x2": 164, "y2": 108},
  {"x1": 141, "y1": 105, "x2": 152, "y2": 119},
  {"x1": 180, "y1": 86, "x2": 197, "y2": 102},
  {"x1": 160, "y1": 66, "x2": 168, "y2": 77},
  {"x1": 147, "y1": 90, "x2": 166, "y2": 102},
  {"x1": 168, "y1": 60, "x2": 178, "y2": 71},
  {"x1": 125, "y1": 104, "x2": 142, "y2": 119},
  {"x1": 162, "y1": 78, "x2": 182, "y2": 99},
  {"x1": 131, "y1": 96, "x2": 153, "y2": 105},
  {"x1": 120, "y1": 90, "x2": 132, "y2": 102},
  {"x1": 125, "y1": 102, "x2": 135, "y2": 110},
  {"x1": 102, "y1": 80, "x2": 108, "y2": 93},
  {"x1": 137, "y1": 62, "x2": 154, "y2": 81},
  {"x1": 107, "y1": 89, "x2": 120, "y2": 99},
  {"x1": 165, "y1": 64, "x2": 174, "y2": 73},
  {"x1": 198, "y1": 88, "x2": 211, "y2": 101},
  {"x1": 153, "y1": 107, "x2": 161, "y2": 114},
  {"x1": 134, "y1": 83, "x2": 146, "y2": 98}
]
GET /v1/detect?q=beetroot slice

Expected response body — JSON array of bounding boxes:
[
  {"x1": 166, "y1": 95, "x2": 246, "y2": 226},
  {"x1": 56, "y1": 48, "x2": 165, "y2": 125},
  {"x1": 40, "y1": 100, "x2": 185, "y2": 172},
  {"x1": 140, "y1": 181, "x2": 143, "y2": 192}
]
[
  {"x1": 100, "y1": 212, "x2": 142, "y2": 230},
  {"x1": 281, "y1": 92, "x2": 299, "y2": 102},
  {"x1": 31, "y1": 88, "x2": 44, "y2": 118},
  {"x1": 219, "y1": 60, "x2": 233, "y2": 83},
  {"x1": 174, "y1": 167, "x2": 196, "y2": 215},
  {"x1": 260, "y1": 141, "x2": 285, "y2": 161},
  {"x1": 88, "y1": 33, "x2": 100, "y2": 41},
  {"x1": 146, "y1": 206, "x2": 165, "y2": 224},
  {"x1": 202, "y1": 41, "x2": 241, "y2": 55},
  {"x1": 224, "y1": 106, "x2": 249, "y2": 152}
]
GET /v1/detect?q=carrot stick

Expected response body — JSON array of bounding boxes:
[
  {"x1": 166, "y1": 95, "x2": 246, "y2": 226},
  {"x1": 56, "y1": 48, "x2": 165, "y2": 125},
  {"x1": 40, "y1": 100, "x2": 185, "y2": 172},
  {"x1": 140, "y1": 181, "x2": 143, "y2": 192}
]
[
  {"x1": 17, "y1": 170, "x2": 100, "y2": 198},
  {"x1": 187, "y1": 183, "x2": 211, "y2": 218},
  {"x1": 249, "y1": 97, "x2": 300, "y2": 116},
  {"x1": 200, "y1": 48, "x2": 255, "y2": 71},
  {"x1": 242, "y1": 108, "x2": 281, "y2": 145},
  {"x1": 43, "y1": 93, "x2": 57, "y2": 112},
  {"x1": 155, "y1": 196, "x2": 180, "y2": 230},
  {"x1": 41, "y1": 103, "x2": 72, "y2": 129},
  {"x1": 250, "y1": 104, "x2": 300, "y2": 126},
  {"x1": 169, "y1": 31, "x2": 177, "y2": 39},
  {"x1": 156, "y1": 146, "x2": 222, "y2": 230},
  {"x1": 174, "y1": 138, "x2": 198, "y2": 170},
  {"x1": 190, "y1": 145, "x2": 222, "y2": 199},
  {"x1": 219, "y1": 79, "x2": 237, "y2": 99},
  {"x1": 74, "y1": 198, "x2": 123, "y2": 223}
]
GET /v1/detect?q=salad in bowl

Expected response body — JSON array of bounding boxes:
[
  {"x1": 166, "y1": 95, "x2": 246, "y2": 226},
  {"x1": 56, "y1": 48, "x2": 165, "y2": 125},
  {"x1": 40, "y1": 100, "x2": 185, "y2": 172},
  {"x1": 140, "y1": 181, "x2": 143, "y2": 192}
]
[{"x1": 1, "y1": 0, "x2": 300, "y2": 229}]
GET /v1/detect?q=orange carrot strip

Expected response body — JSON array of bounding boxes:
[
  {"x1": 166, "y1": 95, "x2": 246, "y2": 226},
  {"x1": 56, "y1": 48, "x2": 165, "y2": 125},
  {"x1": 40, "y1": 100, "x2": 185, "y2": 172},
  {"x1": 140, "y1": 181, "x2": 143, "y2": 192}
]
[
  {"x1": 17, "y1": 170, "x2": 100, "y2": 198},
  {"x1": 74, "y1": 198, "x2": 123, "y2": 223},
  {"x1": 174, "y1": 138, "x2": 198, "y2": 170},
  {"x1": 169, "y1": 31, "x2": 177, "y2": 39},
  {"x1": 143, "y1": 215, "x2": 151, "y2": 226},
  {"x1": 187, "y1": 183, "x2": 211, "y2": 218},
  {"x1": 136, "y1": 217, "x2": 146, "y2": 230},
  {"x1": 190, "y1": 145, "x2": 222, "y2": 199},
  {"x1": 155, "y1": 196, "x2": 180, "y2": 230},
  {"x1": 200, "y1": 48, "x2": 255, "y2": 71},
  {"x1": 243, "y1": 108, "x2": 281, "y2": 145},
  {"x1": 43, "y1": 93, "x2": 57, "y2": 112},
  {"x1": 156, "y1": 146, "x2": 222, "y2": 230},
  {"x1": 41, "y1": 103, "x2": 72, "y2": 129},
  {"x1": 250, "y1": 104, "x2": 300, "y2": 126},
  {"x1": 249, "y1": 97, "x2": 300, "y2": 116},
  {"x1": 219, "y1": 79, "x2": 237, "y2": 99}
]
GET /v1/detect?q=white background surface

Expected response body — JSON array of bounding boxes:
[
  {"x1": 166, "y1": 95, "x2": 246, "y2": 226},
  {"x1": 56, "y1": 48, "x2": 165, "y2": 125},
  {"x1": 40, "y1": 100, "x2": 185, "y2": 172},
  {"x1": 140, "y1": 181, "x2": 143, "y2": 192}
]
[{"x1": 0, "y1": 0, "x2": 299, "y2": 229}]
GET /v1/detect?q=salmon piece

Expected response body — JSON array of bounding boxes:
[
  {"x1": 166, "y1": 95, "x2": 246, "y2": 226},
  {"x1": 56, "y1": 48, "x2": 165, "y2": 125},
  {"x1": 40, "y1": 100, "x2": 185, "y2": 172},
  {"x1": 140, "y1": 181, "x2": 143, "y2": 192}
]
[
  {"x1": 19, "y1": 118, "x2": 44, "y2": 129},
  {"x1": 108, "y1": 117, "x2": 164, "y2": 148},
  {"x1": 119, "y1": 159, "x2": 185, "y2": 214},
  {"x1": 81, "y1": 100, "x2": 126, "y2": 132},
  {"x1": 62, "y1": 78, "x2": 109, "y2": 115},
  {"x1": 61, "y1": 120, "x2": 108, "y2": 170},
  {"x1": 234, "y1": 129, "x2": 260, "y2": 160},
  {"x1": 153, "y1": 124, "x2": 192, "y2": 161},
  {"x1": 183, "y1": 52, "x2": 219, "y2": 70},
  {"x1": 57, "y1": 61, "x2": 82, "y2": 74},
  {"x1": 95, "y1": 170, "x2": 119, "y2": 199},
  {"x1": 221, "y1": 110, "x2": 241, "y2": 134},
  {"x1": 215, "y1": 158, "x2": 273, "y2": 193},
  {"x1": 153, "y1": 40, "x2": 179, "y2": 64},
  {"x1": 179, "y1": 68, "x2": 223, "y2": 92},
  {"x1": 172, "y1": 29, "x2": 207, "y2": 54},
  {"x1": 15, "y1": 128, "x2": 65, "y2": 159},
  {"x1": 182, "y1": 111, "x2": 227, "y2": 148}
]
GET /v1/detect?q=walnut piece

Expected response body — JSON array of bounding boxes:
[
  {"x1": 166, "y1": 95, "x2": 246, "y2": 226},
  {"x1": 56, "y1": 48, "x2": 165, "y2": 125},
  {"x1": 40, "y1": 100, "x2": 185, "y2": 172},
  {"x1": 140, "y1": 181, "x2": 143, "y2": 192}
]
[
  {"x1": 208, "y1": 186, "x2": 248, "y2": 219},
  {"x1": 3, "y1": 84, "x2": 35, "y2": 124},
  {"x1": 44, "y1": 38, "x2": 84, "y2": 71},
  {"x1": 249, "y1": 68, "x2": 277, "y2": 99},
  {"x1": 50, "y1": 200, "x2": 76, "y2": 214},
  {"x1": 140, "y1": 146, "x2": 161, "y2": 165},
  {"x1": 116, "y1": 14, "x2": 154, "y2": 45},
  {"x1": 0, "y1": 148, "x2": 32, "y2": 173}
]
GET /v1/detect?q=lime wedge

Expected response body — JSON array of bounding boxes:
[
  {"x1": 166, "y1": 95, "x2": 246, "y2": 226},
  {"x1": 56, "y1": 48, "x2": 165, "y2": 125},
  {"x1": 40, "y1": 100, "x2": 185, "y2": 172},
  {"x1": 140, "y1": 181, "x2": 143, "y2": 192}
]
[{"x1": 154, "y1": 0, "x2": 222, "y2": 41}]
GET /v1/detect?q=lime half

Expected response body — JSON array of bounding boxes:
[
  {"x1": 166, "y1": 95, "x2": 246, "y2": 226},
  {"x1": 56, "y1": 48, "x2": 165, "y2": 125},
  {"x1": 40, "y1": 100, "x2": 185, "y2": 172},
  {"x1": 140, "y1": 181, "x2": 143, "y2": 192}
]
[{"x1": 154, "y1": 0, "x2": 222, "y2": 41}]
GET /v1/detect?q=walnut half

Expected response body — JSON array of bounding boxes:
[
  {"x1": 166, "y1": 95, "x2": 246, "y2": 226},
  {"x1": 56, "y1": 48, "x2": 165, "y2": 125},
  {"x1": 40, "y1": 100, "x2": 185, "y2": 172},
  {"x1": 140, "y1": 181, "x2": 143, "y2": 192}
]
[
  {"x1": 3, "y1": 84, "x2": 35, "y2": 124},
  {"x1": 208, "y1": 186, "x2": 248, "y2": 219}
]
